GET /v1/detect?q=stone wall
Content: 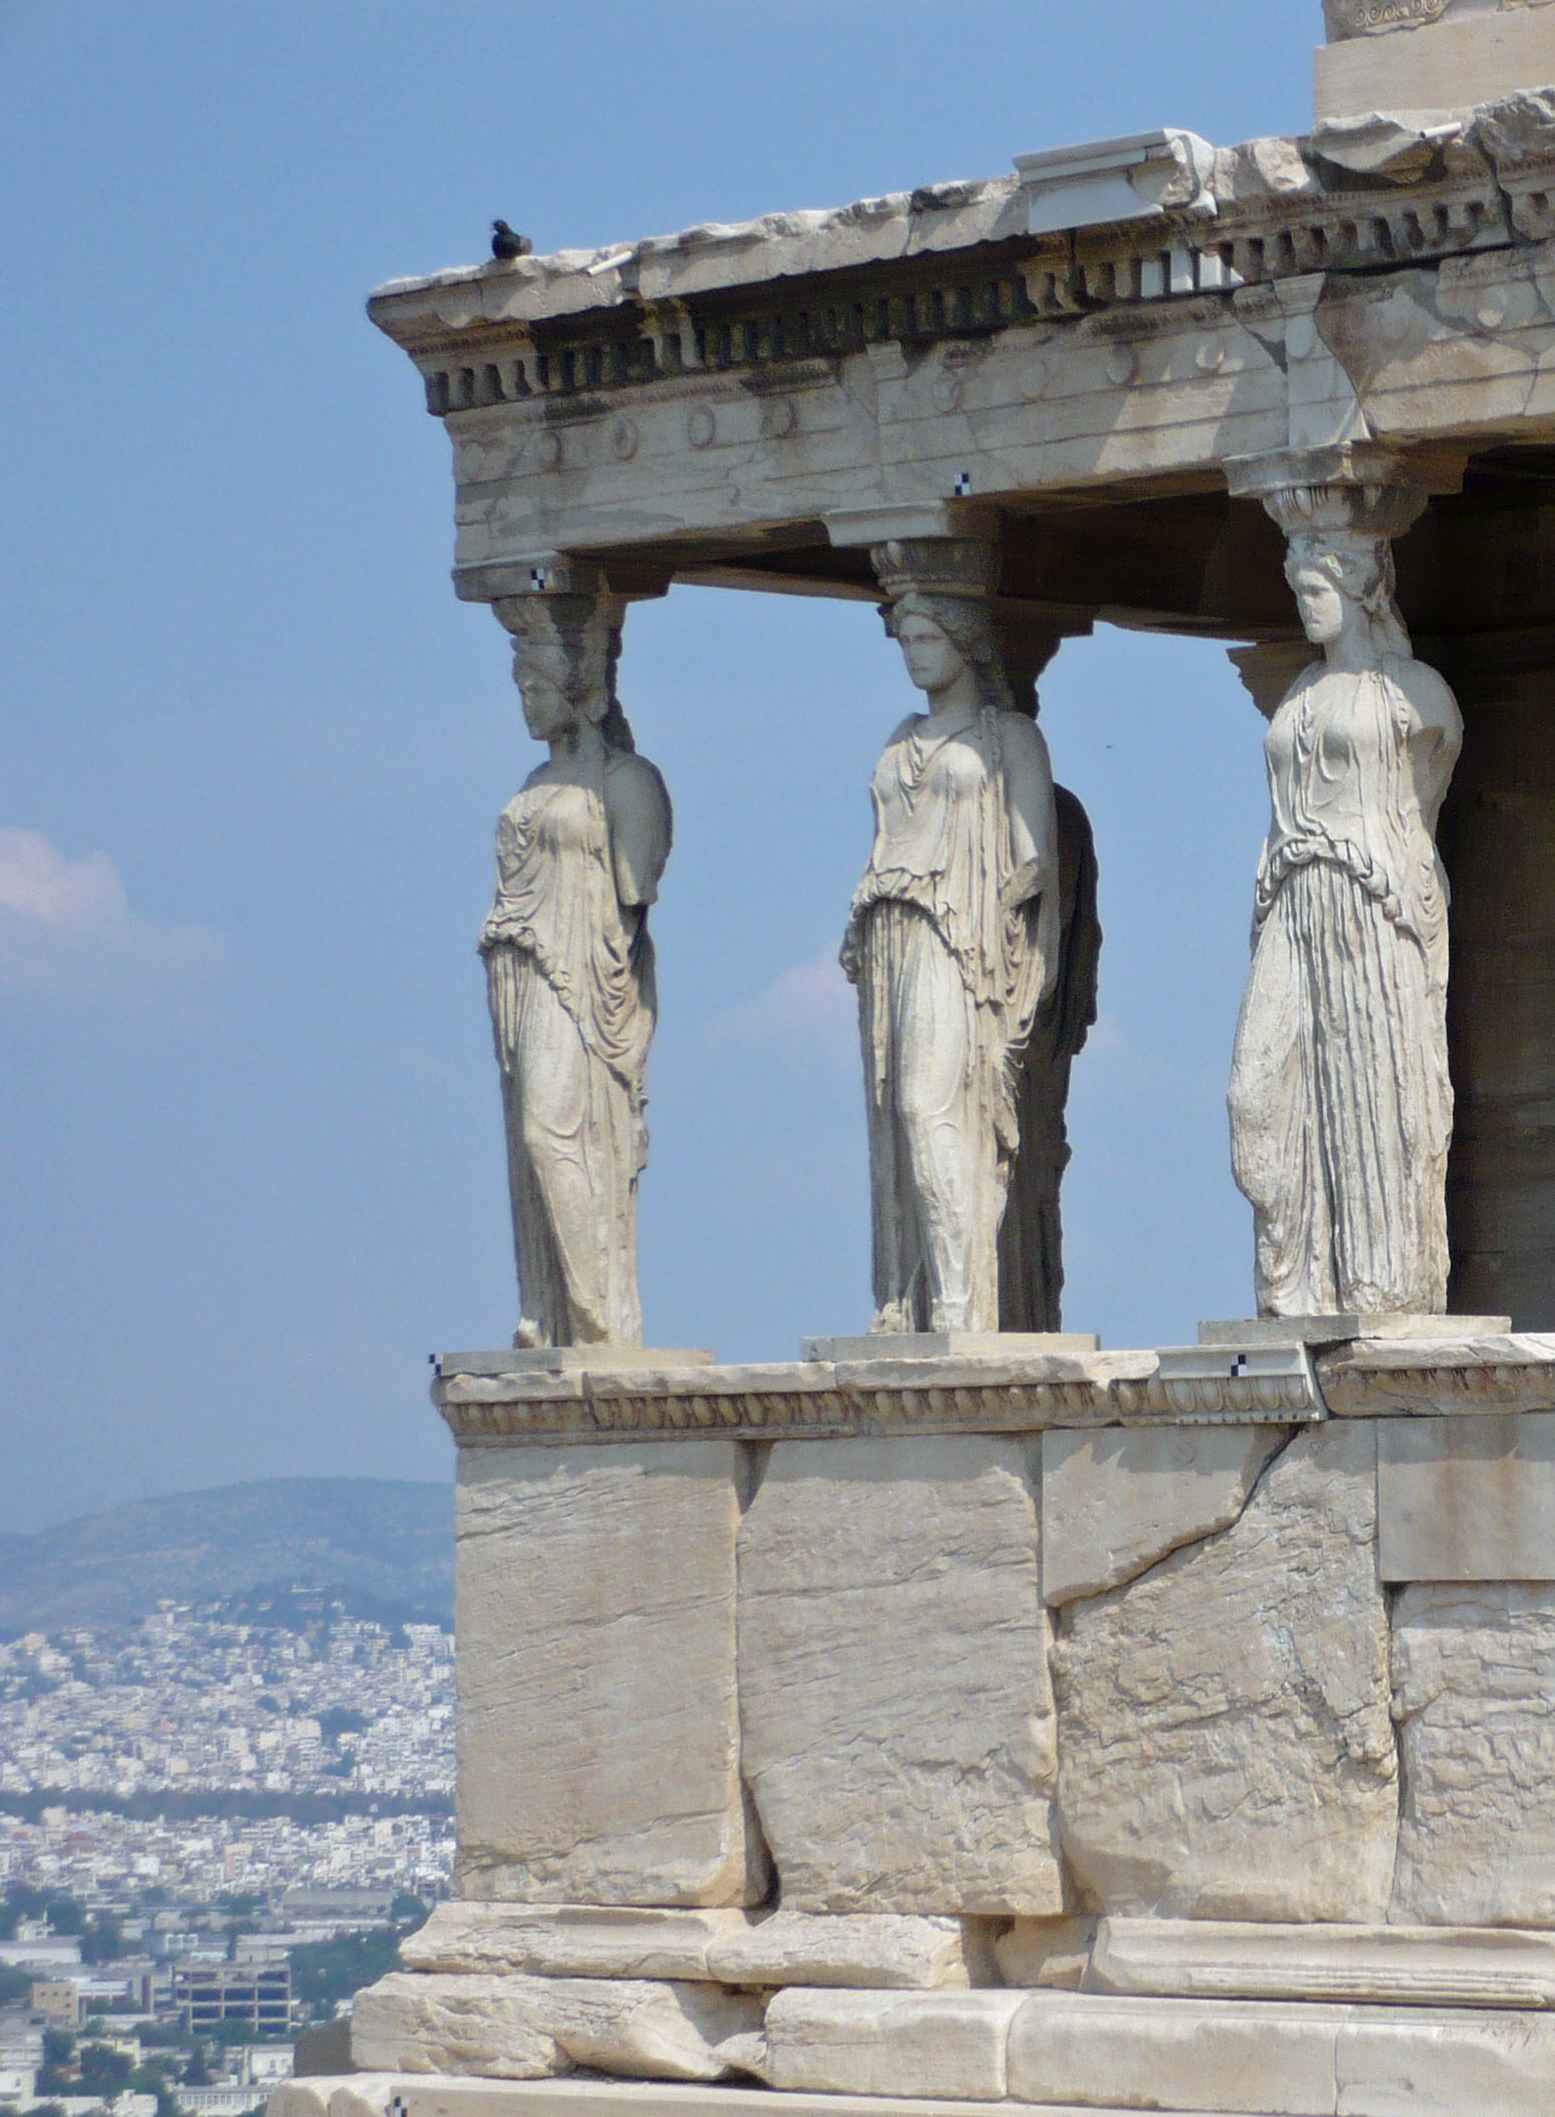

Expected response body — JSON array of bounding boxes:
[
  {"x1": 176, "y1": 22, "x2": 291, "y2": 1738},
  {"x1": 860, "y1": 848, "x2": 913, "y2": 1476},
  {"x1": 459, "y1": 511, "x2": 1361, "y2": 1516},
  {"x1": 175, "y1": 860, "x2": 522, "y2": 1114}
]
[{"x1": 314, "y1": 1372, "x2": 1555, "y2": 2114}]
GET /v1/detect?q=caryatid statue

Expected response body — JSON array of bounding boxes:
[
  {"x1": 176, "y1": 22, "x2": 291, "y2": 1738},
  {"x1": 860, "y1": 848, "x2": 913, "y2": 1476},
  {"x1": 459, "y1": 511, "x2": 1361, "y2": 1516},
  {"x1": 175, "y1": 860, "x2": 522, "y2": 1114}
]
[
  {"x1": 841, "y1": 535, "x2": 1064, "y2": 1334},
  {"x1": 1227, "y1": 469, "x2": 1463, "y2": 1317},
  {"x1": 480, "y1": 580, "x2": 673, "y2": 1348}
]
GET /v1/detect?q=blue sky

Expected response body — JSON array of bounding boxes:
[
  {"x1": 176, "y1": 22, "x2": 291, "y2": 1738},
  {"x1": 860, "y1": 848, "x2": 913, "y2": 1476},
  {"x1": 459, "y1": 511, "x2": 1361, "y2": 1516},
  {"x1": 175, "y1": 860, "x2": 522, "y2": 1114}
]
[{"x1": 1, "y1": 2, "x2": 1320, "y2": 1532}]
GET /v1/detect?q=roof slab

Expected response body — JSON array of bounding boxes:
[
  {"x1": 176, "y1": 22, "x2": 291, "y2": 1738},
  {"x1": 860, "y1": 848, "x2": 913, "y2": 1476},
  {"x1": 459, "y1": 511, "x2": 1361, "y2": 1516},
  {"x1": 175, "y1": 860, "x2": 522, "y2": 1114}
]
[{"x1": 368, "y1": 93, "x2": 1555, "y2": 640}]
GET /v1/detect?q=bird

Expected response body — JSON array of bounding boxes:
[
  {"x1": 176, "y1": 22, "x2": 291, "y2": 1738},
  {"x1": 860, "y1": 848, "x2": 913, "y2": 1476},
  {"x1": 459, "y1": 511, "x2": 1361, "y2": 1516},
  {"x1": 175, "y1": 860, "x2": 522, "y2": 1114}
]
[{"x1": 491, "y1": 219, "x2": 532, "y2": 261}]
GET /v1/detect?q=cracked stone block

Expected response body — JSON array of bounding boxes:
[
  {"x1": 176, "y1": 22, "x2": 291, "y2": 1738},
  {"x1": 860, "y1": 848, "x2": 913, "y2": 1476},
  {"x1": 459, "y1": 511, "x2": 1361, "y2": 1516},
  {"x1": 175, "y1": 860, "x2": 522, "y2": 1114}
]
[
  {"x1": 350, "y1": 1970, "x2": 762, "y2": 2083},
  {"x1": 761, "y1": 1988, "x2": 1026, "y2": 2100},
  {"x1": 736, "y1": 1435, "x2": 1061, "y2": 1915},
  {"x1": 1041, "y1": 1422, "x2": 1291, "y2": 1605},
  {"x1": 456, "y1": 1441, "x2": 765, "y2": 1906},
  {"x1": 1053, "y1": 1422, "x2": 1397, "y2": 1921},
  {"x1": 1392, "y1": 1582, "x2": 1555, "y2": 1927}
]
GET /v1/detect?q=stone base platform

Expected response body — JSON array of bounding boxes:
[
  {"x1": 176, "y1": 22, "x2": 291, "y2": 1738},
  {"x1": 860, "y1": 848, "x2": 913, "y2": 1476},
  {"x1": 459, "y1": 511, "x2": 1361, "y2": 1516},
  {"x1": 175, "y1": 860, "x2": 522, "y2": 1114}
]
[
  {"x1": 277, "y1": 1955, "x2": 1555, "y2": 2111},
  {"x1": 282, "y1": 1913, "x2": 1555, "y2": 2116},
  {"x1": 400, "y1": 1334, "x2": 1555, "y2": 2114},
  {"x1": 273, "y1": 2082, "x2": 1258, "y2": 2117}
]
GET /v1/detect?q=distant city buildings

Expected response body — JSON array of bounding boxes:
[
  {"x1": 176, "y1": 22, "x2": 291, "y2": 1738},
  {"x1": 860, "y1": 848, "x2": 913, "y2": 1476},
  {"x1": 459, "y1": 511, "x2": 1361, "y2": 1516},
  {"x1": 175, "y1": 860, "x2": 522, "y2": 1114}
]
[
  {"x1": 0, "y1": 1607, "x2": 454, "y2": 1907},
  {"x1": 0, "y1": 1603, "x2": 454, "y2": 2117}
]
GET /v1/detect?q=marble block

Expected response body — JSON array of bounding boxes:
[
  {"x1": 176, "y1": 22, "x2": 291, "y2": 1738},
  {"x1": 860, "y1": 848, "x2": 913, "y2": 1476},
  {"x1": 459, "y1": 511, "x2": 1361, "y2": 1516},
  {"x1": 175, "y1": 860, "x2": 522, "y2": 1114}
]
[
  {"x1": 1198, "y1": 1313, "x2": 1508, "y2": 1347},
  {"x1": 1378, "y1": 1411, "x2": 1555, "y2": 1580},
  {"x1": 1087, "y1": 1916, "x2": 1555, "y2": 2009},
  {"x1": 736, "y1": 1435, "x2": 1062, "y2": 1915},
  {"x1": 1006, "y1": 1989, "x2": 1555, "y2": 2117},
  {"x1": 760, "y1": 1989, "x2": 1026, "y2": 2101},
  {"x1": 703, "y1": 1910, "x2": 997, "y2": 1990},
  {"x1": 801, "y1": 1332, "x2": 1098, "y2": 1361},
  {"x1": 438, "y1": 1349, "x2": 714, "y2": 1377},
  {"x1": 456, "y1": 1442, "x2": 765, "y2": 1906},
  {"x1": 271, "y1": 2085, "x2": 1231, "y2": 2117},
  {"x1": 1317, "y1": 13, "x2": 1555, "y2": 125},
  {"x1": 399, "y1": 1906, "x2": 751, "y2": 1982},
  {"x1": 1041, "y1": 1424, "x2": 1290, "y2": 1605},
  {"x1": 350, "y1": 1972, "x2": 762, "y2": 2083},
  {"x1": 992, "y1": 1918, "x2": 1098, "y2": 1991},
  {"x1": 1053, "y1": 1423, "x2": 1398, "y2": 1921},
  {"x1": 1391, "y1": 1583, "x2": 1555, "y2": 1927}
]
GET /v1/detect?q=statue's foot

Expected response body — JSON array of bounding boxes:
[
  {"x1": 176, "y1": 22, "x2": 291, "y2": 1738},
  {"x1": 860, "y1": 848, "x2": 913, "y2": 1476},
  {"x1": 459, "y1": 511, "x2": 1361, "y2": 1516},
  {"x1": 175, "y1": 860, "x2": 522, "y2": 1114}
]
[
  {"x1": 513, "y1": 1318, "x2": 549, "y2": 1350},
  {"x1": 871, "y1": 1301, "x2": 912, "y2": 1334}
]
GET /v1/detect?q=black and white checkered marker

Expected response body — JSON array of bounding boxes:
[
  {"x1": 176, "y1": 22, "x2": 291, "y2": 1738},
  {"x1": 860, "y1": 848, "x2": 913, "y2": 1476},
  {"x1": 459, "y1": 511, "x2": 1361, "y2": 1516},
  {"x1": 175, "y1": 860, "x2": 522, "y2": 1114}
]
[
  {"x1": 389, "y1": 2097, "x2": 411, "y2": 2117},
  {"x1": 529, "y1": 566, "x2": 548, "y2": 591},
  {"x1": 1230, "y1": 1354, "x2": 1250, "y2": 1377},
  {"x1": 953, "y1": 471, "x2": 974, "y2": 496}
]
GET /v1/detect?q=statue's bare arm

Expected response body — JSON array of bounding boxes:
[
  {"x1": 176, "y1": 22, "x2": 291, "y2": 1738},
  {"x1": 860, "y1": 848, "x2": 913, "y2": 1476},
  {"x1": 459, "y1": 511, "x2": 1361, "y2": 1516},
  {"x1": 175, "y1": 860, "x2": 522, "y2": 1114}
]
[
  {"x1": 608, "y1": 755, "x2": 674, "y2": 909},
  {"x1": 1002, "y1": 715, "x2": 1060, "y2": 905}
]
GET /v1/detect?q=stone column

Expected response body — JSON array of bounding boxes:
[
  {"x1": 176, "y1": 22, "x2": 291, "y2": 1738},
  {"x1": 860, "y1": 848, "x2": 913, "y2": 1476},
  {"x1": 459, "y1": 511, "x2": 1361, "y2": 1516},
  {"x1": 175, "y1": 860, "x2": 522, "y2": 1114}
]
[
  {"x1": 479, "y1": 556, "x2": 675, "y2": 1351},
  {"x1": 1431, "y1": 628, "x2": 1555, "y2": 1329},
  {"x1": 1224, "y1": 445, "x2": 1466, "y2": 1320},
  {"x1": 990, "y1": 606, "x2": 1102, "y2": 1333},
  {"x1": 824, "y1": 505, "x2": 1096, "y2": 1335}
]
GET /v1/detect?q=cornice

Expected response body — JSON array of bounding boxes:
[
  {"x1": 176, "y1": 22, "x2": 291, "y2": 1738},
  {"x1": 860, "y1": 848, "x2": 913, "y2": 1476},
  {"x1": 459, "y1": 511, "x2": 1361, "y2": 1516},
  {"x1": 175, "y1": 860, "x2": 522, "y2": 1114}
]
[{"x1": 366, "y1": 101, "x2": 1555, "y2": 416}]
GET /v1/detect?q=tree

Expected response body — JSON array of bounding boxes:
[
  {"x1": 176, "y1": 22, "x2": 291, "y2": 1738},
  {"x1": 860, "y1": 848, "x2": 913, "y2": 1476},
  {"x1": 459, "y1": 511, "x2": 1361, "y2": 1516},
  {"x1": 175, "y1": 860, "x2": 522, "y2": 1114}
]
[
  {"x1": 79, "y1": 2045, "x2": 132, "y2": 2093},
  {"x1": 389, "y1": 1894, "x2": 427, "y2": 1925},
  {"x1": 42, "y1": 2030, "x2": 76, "y2": 2070},
  {"x1": 316, "y1": 1708, "x2": 366, "y2": 1746},
  {"x1": 136, "y1": 2024, "x2": 188, "y2": 2051},
  {"x1": 183, "y1": 2045, "x2": 213, "y2": 2087},
  {"x1": 0, "y1": 1965, "x2": 30, "y2": 2006},
  {"x1": 83, "y1": 1915, "x2": 124, "y2": 1964}
]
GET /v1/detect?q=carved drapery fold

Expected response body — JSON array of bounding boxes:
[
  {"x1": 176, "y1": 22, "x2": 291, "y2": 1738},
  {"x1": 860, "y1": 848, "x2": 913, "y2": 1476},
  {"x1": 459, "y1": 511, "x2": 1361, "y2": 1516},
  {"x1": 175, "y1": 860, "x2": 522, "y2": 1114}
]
[
  {"x1": 1225, "y1": 450, "x2": 1464, "y2": 1318},
  {"x1": 481, "y1": 566, "x2": 673, "y2": 1347}
]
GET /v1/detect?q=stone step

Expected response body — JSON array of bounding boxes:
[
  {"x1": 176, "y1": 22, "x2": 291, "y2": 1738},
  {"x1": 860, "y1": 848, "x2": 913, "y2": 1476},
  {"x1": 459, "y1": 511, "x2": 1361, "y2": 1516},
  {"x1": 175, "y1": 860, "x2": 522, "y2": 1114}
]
[{"x1": 272, "y1": 2080, "x2": 1267, "y2": 2117}]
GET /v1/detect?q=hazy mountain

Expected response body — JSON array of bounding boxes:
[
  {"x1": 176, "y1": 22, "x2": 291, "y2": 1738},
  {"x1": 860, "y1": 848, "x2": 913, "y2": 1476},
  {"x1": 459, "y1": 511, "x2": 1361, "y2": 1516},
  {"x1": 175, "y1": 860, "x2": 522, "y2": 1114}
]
[{"x1": 0, "y1": 1478, "x2": 453, "y2": 1635}]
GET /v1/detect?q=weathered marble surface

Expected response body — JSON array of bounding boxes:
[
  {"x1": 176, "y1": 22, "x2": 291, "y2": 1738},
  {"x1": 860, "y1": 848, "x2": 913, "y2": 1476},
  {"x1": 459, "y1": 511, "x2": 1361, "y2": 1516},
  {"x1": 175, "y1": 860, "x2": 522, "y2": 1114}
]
[
  {"x1": 272, "y1": 2083, "x2": 1245, "y2": 2117},
  {"x1": 456, "y1": 1443, "x2": 765, "y2": 1906},
  {"x1": 350, "y1": 1973, "x2": 762, "y2": 2083},
  {"x1": 433, "y1": 1342, "x2": 1325, "y2": 1447},
  {"x1": 400, "y1": 1906, "x2": 749, "y2": 1983},
  {"x1": 400, "y1": 1904, "x2": 993, "y2": 1990},
  {"x1": 736, "y1": 1435, "x2": 1061, "y2": 1914},
  {"x1": 1318, "y1": 13, "x2": 1555, "y2": 126},
  {"x1": 1088, "y1": 1916, "x2": 1555, "y2": 2009},
  {"x1": 992, "y1": 1918, "x2": 1098, "y2": 1991},
  {"x1": 1392, "y1": 1582, "x2": 1555, "y2": 1927},
  {"x1": 704, "y1": 1910, "x2": 997, "y2": 1991},
  {"x1": 760, "y1": 1989, "x2": 1026, "y2": 2101},
  {"x1": 1227, "y1": 472, "x2": 1462, "y2": 1322},
  {"x1": 1318, "y1": 1331, "x2": 1555, "y2": 1417},
  {"x1": 1041, "y1": 1424, "x2": 1289, "y2": 1605},
  {"x1": 1053, "y1": 1423, "x2": 1397, "y2": 1920},
  {"x1": 1378, "y1": 1410, "x2": 1555, "y2": 1579},
  {"x1": 1006, "y1": 1989, "x2": 1555, "y2": 2117},
  {"x1": 842, "y1": 543, "x2": 1060, "y2": 1337},
  {"x1": 481, "y1": 584, "x2": 672, "y2": 1350}
]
